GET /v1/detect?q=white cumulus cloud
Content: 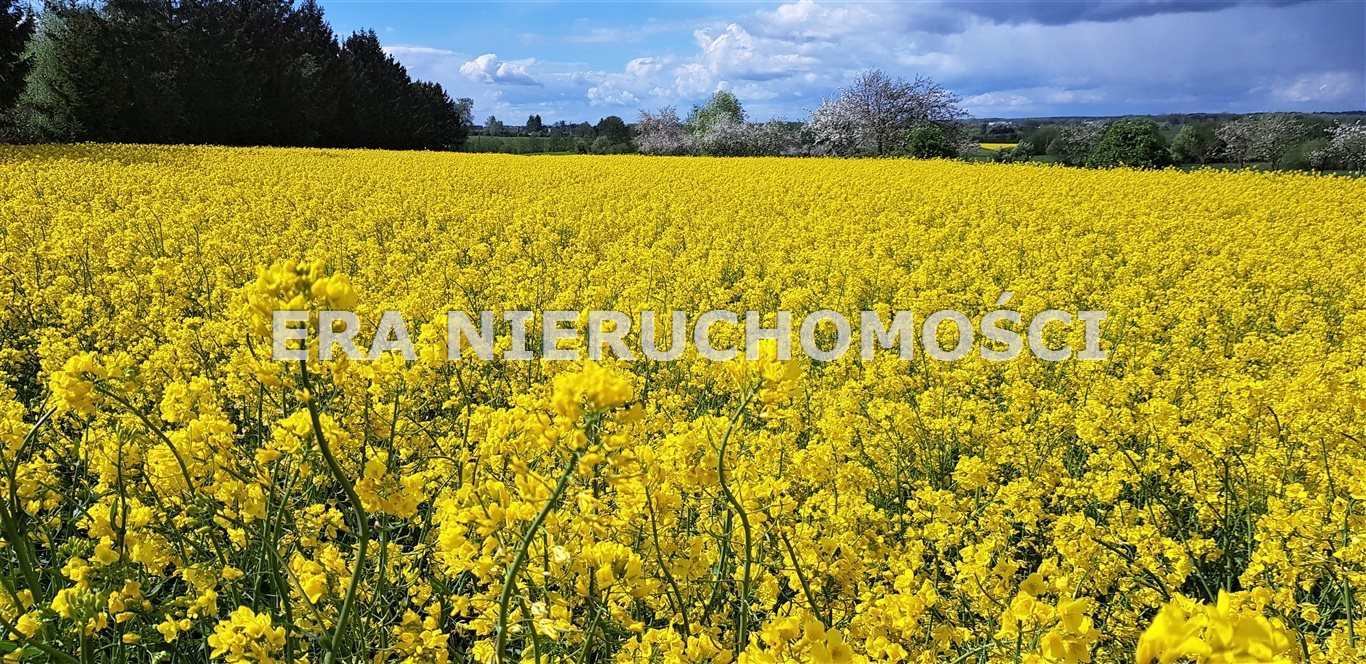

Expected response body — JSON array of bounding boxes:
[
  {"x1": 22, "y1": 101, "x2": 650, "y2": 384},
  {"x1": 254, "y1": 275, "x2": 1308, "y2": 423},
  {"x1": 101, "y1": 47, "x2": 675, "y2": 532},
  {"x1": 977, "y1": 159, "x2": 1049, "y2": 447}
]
[{"x1": 459, "y1": 54, "x2": 542, "y2": 86}]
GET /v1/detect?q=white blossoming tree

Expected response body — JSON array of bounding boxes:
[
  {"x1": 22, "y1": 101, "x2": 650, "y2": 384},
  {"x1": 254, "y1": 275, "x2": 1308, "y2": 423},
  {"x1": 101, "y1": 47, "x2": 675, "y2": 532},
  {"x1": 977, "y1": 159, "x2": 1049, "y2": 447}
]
[
  {"x1": 808, "y1": 69, "x2": 966, "y2": 157},
  {"x1": 1046, "y1": 122, "x2": 1107, "y2": 166},
  {"x1": 1216, "y1": 115, "x2": 1304, "y2": 167},
  {"x1": 635, "y1": 107, "x2": 697, "y2": 156},
  {"x1": 1314, "y1": 121, "x2": 1366, "y2": 171}
]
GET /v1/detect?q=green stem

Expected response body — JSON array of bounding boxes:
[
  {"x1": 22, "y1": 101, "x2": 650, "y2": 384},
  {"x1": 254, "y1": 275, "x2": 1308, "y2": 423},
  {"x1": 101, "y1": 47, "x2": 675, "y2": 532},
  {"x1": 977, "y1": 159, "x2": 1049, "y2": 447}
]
[
  {"x1": 1346, "y1": 498, "x2": 1356, "y2": 648},
  {"x1": 298, "y1": 362, "x2": 371, "y2": 664},
  {"x1": 495, "y1": 452, "x2": 579, "y2": 663},
  {"x1": 645, "y1": 485, "x2": 691, "y2": 636},
  {"x1": 1, "y1": 406, "x2": 56, "y2": 602},
  {"x1": 714, "y1": 385, "x2": 758, "y2": 654},
  {"x1": 0, "y1": 608, "x2": 80, "y2": 664},
  {"x1": 96, "y1": 387, "x2": 196, "y2": 495},
  {"x1": 778, "y1": 531, "x2": 823, "y2": 625},
  {"x1": 577, "y1": 601, "x2": 604, "y2": 664}
]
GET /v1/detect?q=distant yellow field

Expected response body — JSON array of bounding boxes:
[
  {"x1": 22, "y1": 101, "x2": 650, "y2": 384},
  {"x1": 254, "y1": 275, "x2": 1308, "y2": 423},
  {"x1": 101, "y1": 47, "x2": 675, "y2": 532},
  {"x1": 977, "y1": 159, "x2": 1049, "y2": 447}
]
[
  {"x1": 980, "y1": 142, "x2": 1018, "y2": 150},
  {"x1": 3, "y1": 144, "x2": 1366, "y2": 662}
]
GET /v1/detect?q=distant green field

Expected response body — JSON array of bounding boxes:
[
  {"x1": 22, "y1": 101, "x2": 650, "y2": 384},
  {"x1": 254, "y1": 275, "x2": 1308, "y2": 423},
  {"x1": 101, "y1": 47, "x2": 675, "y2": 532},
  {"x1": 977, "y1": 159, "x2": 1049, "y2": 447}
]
[{"x1": 462, "y1": 135, "x2": 579, "y2": 154}]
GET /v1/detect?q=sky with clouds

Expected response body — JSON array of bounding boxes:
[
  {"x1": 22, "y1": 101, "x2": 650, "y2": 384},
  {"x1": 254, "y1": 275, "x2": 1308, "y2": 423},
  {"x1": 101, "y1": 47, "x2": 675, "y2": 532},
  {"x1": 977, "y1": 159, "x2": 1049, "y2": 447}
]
[{"x1": 317, "y1": 0, "x2": 1365, "y2": 124}]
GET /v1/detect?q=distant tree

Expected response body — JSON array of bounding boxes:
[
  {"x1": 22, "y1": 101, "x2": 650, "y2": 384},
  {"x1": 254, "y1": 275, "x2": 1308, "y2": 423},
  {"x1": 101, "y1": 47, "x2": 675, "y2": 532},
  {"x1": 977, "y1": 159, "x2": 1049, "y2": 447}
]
[
  {"x1": 484, "y1": 115, "x2": 503, "y2": 136},
  {"x1": 636, "y1": 106, "x2": 696, "y2": 155},
  {"x1": 590, "y1": 134, "x2": 631, "y2": 154},
  {"x1": 455, "y1": 98, "x2": 474, "y2": 126},
  {"x1": 1018, "y1": 125, "x2": 1060, "y2": 157},
  {"x1": 1170, "y1": 123, "x2": 1220, "y2": 165},
  {"x1": 0, "y1": 0, "x2": 35, "y2": 117},
  {"x1": 745, "y1": 120, "x2": 800, "y2": 156},
  {"x1": 594, "y1": 115, "x2": 630, "y2": 145},
  {"x1": 696, "y1": 116, "x2": 755, "y2": 156},
  {"x1": 1046, "y1": 122, "x2": 1106, "y2": 166},
  {"x1": 284, "y1": 0, "x2": 347, "y2": 146},
  {"x1": 992, "y1": 145, "x2": 1025, "y2": 163},
  {"x1": 1217, "y1": 115, "x2": 1304, "y2": 167},
  {"x1": 1312, "y1": 121, "x2": 1366, "y2": 171},
  {"x1": 642, "y1": 103, "x2": 801, "y2": 157},
  {"x1": 1257, "y1": 115, "x2": 1306, "y2": 169},
  {"x1": 336, "y1": 30, "x2": 419, "y2": 147},
  {"x1": 807, "y1": 96, "x2": 862, "y2": 157},
  {"x1": 1282, "y1": 137, "x2": 1328, "y2": 171},
  {"x1": 1006, "y1": 140, "x2": 1034, "y2": 161},
  {"x1": 897, "y1": 121, "x2": 959, "y2": 159},
  {"x1": 1330, "y1": 122, "x2": 1366, "y2": 170},
  {"x1": 688, "y1": 90, "x2": 744, "y2": 137},
  {"x1": 174, "y1": 0, "x2": 350, "y2": 146},
  {"x1": 809, "y1": 69, "x2": 965, "y2": 156},
  {"x1": 1086, "y1": 119, "x2": 1170, "y2": 168},
  {"x1": 1215, "y1": 118, "x2": 1258, "y2": 166},
  {"x1": 525, "y1": 114, "x2": 543, "y2": 135}
]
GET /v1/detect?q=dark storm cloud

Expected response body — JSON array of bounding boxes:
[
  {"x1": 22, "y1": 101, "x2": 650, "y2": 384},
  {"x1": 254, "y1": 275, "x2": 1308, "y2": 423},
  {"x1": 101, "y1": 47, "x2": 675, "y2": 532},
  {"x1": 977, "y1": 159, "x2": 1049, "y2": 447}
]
[{"x1": 955, "y1": 0, "x2": 1309, "y2": 26}]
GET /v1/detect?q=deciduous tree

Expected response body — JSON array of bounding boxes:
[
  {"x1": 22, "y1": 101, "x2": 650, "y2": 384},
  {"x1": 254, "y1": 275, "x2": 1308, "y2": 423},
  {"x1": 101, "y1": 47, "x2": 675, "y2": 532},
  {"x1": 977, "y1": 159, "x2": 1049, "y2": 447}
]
[
  {"x1": 636, "y1": 107, "x2": 695, "y2": 155},
  {"x1": 1087, "y1": 119, "x2": 1171, "y2": 169},
  {"x1": 898, "y1": 121, "x2": 959, "y2": 159},
  {"x1": 688, "y1": 90, "x2": 743, "y2": 137},
  {"x1": 1046, "y1": 122, "x2": 1106, "y2": 166},
  {"x1": 1170, "y1": 123, "x2": 1220, "y2": 165},
  {"x1": 809, "y1": 69, "x2": 965, "y2": 156},
  {"x1": 1217, "y1": 115, "x2": 1304, "y2": 167}
]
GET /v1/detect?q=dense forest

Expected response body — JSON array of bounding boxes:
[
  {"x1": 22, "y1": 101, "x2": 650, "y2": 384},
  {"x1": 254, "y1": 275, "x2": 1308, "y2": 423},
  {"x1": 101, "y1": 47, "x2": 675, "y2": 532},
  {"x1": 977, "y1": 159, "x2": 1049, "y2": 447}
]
[{"x1": 0, "y1": 0, "x2": 469, "y2": 149}]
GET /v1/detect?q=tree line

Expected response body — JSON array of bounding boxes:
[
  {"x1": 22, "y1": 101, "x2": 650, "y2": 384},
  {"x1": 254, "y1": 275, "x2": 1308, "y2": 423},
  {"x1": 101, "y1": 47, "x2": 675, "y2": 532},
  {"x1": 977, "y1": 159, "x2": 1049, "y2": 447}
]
[
  {"x1": 995, "y1": 115, "x2": 1365, "y2": 171},
  {"x1": 472, "y1": 114, "x2": 636, "y2": 155},
  {"x1": 634, "y1": 70, "x2": 968, "y2": 158},
  {"x1": 0, "y1": 0, "x2": 470, "y2": 149},
  {"x1": 633, "y1": 80, "x2": 1364, "y2": 170}
]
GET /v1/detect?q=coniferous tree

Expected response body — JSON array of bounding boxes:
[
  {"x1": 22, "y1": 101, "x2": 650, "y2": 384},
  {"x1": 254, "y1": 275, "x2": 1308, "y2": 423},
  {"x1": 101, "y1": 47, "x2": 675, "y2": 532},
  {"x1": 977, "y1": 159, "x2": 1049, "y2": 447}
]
[
  {"x1": 21, "y1": 1, "x2": 465, "y2": 149},
  {"x1": 409, "y1": 80, "x2": 464, "y2": 149},
  {"x1": 288, "y1": 0, "x2": 344, "y2": 145},
  {"x1": 0, "y1": 0, "x2": 35, "y2": 117},
  {"x1": 338, "y1": 30, "x2": 417, "y2": 148},
  {"x1": 22, "y1": 1, "x2": 114, "y2": 140},
  {"x1": 101, "y1": 0, "x2": 185, "y2": 142}
]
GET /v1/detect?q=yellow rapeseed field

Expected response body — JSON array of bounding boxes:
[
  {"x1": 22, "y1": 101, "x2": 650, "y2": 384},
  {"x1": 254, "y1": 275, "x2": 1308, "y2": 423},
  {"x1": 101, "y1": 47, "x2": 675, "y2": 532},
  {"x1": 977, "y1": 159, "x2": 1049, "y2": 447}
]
[
  {"x1": 979, "y1": 143, "x2": 1018, "y2": 151},
  {"x1": 2, "y1": 144, "x2": 1365, "y2": 663}
]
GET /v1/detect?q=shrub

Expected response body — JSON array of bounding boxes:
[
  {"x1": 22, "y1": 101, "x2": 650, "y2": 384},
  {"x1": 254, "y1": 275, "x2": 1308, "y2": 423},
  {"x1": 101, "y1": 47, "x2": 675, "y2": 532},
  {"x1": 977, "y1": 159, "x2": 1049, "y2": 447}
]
[
  {"x1": 1086, "y1": 119, "x2": 1171, "y2": 169},
  {"x1": 1170, "y1": 124, "x2": 1221, "y2": 165},
  {"x1": 1280, "y1": 138, "x2": 1327, "y2": 170},
  {"x1": 1047, "y1": 122, "x2": 1106, "y2": 166},
  {"x1": 897, "y1": 122, "x2": 959, "y2": 159}
]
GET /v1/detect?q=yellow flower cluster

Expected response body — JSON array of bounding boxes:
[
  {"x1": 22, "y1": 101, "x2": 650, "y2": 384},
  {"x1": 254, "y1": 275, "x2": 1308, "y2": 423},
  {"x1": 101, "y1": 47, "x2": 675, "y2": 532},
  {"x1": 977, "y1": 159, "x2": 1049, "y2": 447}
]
[
  {"x1": 1136, "y1": 592, "x2": 1294, "y2": 663},
  {"x1": 208, "y1": 606, "x2": 288, "y2": 663},
  {"x1": 0, "y1": 144, "x2": 1364, "y2": 663}
]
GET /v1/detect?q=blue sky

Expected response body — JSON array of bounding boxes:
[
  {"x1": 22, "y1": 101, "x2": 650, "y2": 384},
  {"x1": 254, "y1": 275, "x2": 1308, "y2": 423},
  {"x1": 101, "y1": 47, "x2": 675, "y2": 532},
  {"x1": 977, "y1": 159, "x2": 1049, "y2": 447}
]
[{"x1": 317, "y1": 0, "x2": 1366, "y2": 124}]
